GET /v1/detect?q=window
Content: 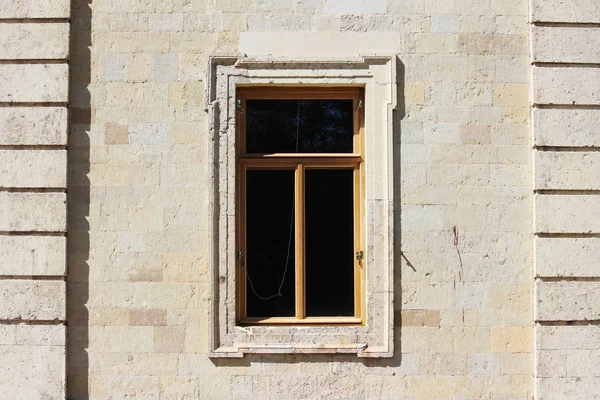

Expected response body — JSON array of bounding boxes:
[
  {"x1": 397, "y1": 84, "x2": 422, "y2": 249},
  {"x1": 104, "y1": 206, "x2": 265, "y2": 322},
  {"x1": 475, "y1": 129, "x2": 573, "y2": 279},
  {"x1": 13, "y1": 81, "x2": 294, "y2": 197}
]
[
  {"x1": 206, "y1": 56, "x2": 396, "y2": 358},
  {"x1": 236, "y1": 87, "x2": 365, "y2": 324}
]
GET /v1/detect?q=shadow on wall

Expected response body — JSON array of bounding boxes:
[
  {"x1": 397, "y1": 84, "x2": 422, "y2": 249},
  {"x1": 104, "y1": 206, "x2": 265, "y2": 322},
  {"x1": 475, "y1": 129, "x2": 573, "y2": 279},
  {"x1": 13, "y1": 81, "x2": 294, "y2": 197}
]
[
  {"x1": 67, "y1": 0, "x2": 92, "y2": 397},
  {"x1": 213, "y1": 60, "x2": 408, "y2": 371}
]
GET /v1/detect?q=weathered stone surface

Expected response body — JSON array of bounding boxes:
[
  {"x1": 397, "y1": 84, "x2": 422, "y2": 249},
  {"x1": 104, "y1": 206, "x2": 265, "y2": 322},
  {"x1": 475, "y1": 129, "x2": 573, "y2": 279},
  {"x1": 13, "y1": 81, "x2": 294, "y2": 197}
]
[
  {"x1": 536, "y1": 237, "x2": 600, "y2": 277},
  {"x1": 537, "y1": 377, "x2": 600, "y2": 400},
  {"x1": 535, "y1": 151, "x2": 600, "y2": 190},
  {"x1": 534, "y1": 108, "x2": 600, "y2": 147},
  {"x1": 0, "y1": 280, "x2": 65, "y2": 320},
  {"x1": 532, "y1": 26, "x2": 600, "y2": 64},
  {"x1": 537, "y1": 325, "x2": 600, "y2": 350},
  {"x1": 0, "y1": 107, "x2": 67, "y2": 145},
  {"x1": 533, "y1": 66, "x2": 600, "y2": 105},
  {"x1": 0, "y1": 0, "x2": 70, "y2": 18},
  {"x1": 0, "y1": 345, "x2": 65, "y2": 398},
  {"x1": 0, "y1": 192, "x2": 66, "y2": 232},
  {"x1": 532, "y1": 0, "x2": 600, "y2": 23},
  {"x1": 0, "y1": 64, "x2": 68, "y2": 102},
  {"x1": 536, "y1": 280, "x2": 600, "y2": 321},
  {"x1": 0, "y1": 23, "x2": 69, "y2": 60},
  {"x1": 0, "y1": 236, "x2": 65, "y2": 276},
  {"x1": 535, "y1": 195, "x2": 600, "y2": 233},
  {"x1": 0, "y1": 150, "x2": 66, "y2": 188},
  {"x1": 323, "y1": 0, "x2": 386, "y2": 14}
]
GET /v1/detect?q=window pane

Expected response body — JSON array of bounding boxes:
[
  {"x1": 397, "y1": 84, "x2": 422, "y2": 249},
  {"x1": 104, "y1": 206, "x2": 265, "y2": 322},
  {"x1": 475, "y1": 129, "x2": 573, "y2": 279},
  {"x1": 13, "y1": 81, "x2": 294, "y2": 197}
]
[
  {"x1": 305, "y1": 169, "x2": 354, "y2": 317},
  {"x1": 246, "y1": 169, "x2": 296, "y2": 318},
  {"x1": 246, "y1": 100, "x2": 354, "y2": 153}
]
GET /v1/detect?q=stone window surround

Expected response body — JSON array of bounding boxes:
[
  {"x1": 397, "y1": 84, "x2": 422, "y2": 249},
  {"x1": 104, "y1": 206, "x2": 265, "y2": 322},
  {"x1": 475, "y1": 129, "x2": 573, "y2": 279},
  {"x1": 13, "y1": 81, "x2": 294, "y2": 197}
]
[{"x1": 205, "y1": 55, "x2": 397, "y2": 358}]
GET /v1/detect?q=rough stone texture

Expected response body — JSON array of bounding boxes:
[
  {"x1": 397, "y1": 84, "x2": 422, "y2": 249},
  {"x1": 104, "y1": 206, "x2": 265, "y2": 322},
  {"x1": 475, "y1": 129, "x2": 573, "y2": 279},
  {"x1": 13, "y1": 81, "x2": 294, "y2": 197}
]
[
  {"x1": 536, "y1": 237, "x2": 600, "y2": 277},
  {"x1": 0, "y1": 192, "x2": 66, "y2": 232},
  {"x1": 533, "y1": 108, "x2": 600, "y2": 147},
  {"x1": 0, "y1": 280, "x2": 65, "y2": 320},
  {"x1": 323, "y1": 0, "x2": 386, "y2": 14},
  {"x1": 0, "y1": 0, "x2": 70, "y2": 18},
  {"x1": 537, "y1": 280, "x2": 600, "y2": 321},
  {"x1": 533, "y1": 66, "x2": 600, "y2": 106},
  {"x1": 0, "y1": 107, "x2": 67, "y2": 145},
  {"x1": 532, "y1": 26, "x2": 600, "y2": 64},
  {"x1": 0, "y1": 23, "x2": 69, "y2": 60},
  {"x1": 0, "y1": 150, "x2": 66, "y2": 188},
  {"x1": 535, "y1": 194, "x2": 600, "y2": 233},
  {"x1": 0, "y1": 344, "x2": 65, "y2": 398},
  {"x1": 0, "y1": 64, "x2": 68, "y2": 102},
  {"x1": 0, "y1": 236, "x2": 65, "y2": 276},
  {"x1": 532, "y1": 0, "x2": 600, "y2": 23},
  {"x1": 535, "y1": 151, "x2": 600, "y2": 190}
]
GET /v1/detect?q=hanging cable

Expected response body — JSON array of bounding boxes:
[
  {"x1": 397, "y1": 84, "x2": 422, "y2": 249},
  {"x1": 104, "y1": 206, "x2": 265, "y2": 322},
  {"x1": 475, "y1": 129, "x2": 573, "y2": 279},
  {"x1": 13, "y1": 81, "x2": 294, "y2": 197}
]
[{"x1": 246, "y1": 101, "x2": 301, "y2": 301}]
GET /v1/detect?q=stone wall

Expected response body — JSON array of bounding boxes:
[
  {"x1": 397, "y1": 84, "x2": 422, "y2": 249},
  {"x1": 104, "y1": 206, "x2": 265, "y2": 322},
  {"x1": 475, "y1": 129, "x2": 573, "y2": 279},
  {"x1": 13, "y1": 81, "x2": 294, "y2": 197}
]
[
  {"x1": 531, "y1": 1, "x2": 600, "y2": 399},
  {"x1": 0, "y1": 0, "x2": 70, "y2": 397}
]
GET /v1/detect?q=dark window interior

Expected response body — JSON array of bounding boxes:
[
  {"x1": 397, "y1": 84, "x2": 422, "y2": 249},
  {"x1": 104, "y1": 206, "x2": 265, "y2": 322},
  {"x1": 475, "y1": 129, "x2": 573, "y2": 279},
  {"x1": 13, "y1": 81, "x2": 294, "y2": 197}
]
[
  {"x1": 305, "y1": 169, "x2": 355, "y2": 317},
  {"x1": 246, "y1": 169, "x2": 296, "y2": 317},
  {"x1": 246, "y1": 99, "x2": 354, "y2": 154}
]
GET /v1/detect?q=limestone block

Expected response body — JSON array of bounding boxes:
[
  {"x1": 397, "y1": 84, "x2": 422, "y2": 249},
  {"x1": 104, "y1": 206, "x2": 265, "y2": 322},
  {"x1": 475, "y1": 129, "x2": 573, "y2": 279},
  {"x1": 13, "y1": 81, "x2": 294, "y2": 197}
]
[
  {"x1": 323, "y1": 0, "x2": 386, "y2": 14},
  {"x1": 532, "y1": 27, "x2": 600, "y2": 64},
  {"x1": 535, "y1": 151, "x2": 600, "y2": 190},
  {"x1": 14, "y1": 324, "x2": 64, "y2": 346},
  {"x1": 537, "y1": 237, "x2": 600, "y2": 277},
  {"x1": 0, "y1": 0, "x2": 70, "y2": 18},
  {"x1": 0, "y1": 107, "x2": 67, "y2": 145},
  {"x1": 0, "y1": 345, "x2": 65, "y2": 398},
  {"x1": 535, "y1": 195, "x2": 600, "y2": 233},
  {"x1": 0, "y1": 64, "x2": 68, "y2": 102},
  {"x1": 532, "y1": 0, "x2": 600, "y2": 23},
  {"x1": 0, "y1": 192, "x2": 66, "y2": 232},
  {"x1": 0, "y1": 23, "x2": 69, "y2": 60},
  {"x1": 536, "y1": 280, "x2": 600, "y2": 321},
  {"x1": 0, "y1": 150, "x2": 66, "y2": 188},
  {"x1": 537, "y1": 325, "x2": 600, "y2": 350},
  {"x1": 534, "y1": 108, "x2": 600, "y2": 147},
  {"x1": 533, "y1": 67, "x2": 600, "y2": 105},
  {"x1": 537, "y1": 377, "x2": 600, "y2": 400},
  {"x1": 0, "y1": 280, "x2": 65, "y2": 320},
  {"x1": 0, "y1": 236, "x2": 65, "y2": 276}
]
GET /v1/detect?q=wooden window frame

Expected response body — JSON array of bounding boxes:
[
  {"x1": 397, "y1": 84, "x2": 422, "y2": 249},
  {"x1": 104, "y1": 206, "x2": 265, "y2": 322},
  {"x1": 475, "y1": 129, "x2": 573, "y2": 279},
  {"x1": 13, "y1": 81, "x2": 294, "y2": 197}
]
[{"x1": 236, "y1": 86, "x2": 366, "y2": 325}]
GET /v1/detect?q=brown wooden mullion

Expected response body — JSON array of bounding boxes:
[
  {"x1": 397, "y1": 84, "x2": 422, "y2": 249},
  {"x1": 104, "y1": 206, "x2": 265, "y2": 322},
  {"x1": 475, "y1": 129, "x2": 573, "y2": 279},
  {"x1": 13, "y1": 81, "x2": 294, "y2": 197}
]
[{"x1": 295, "y1": 163, "x2": 305, "y2": 319}]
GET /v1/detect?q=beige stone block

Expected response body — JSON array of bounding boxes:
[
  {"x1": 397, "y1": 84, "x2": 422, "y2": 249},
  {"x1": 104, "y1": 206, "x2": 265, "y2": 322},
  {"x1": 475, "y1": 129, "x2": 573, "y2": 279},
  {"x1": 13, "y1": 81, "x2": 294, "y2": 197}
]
[
  {"x1": 533, "y1": 66, "x2": 600, "y2": 105},
  {"x1": 537, "y1": 377, "x2": 600, "y2": 400},
  {"x1": 491, "y1": 327, "x2": 532, "y2": 353},
  {"x1": 0, "y1": 64, "x2": 68, "y2": 102},
  {"x1": 398, "y1": 310, "x2": 441, "y2": 327},
  {"x1": 534, "y1": 108, "x2": 600, "y2": 147},
  {"x1": 126, "y1": 53, "x2": 152, "y2": 82},
  {"x1": 460, "y1": 123, "x2": 491, "y2": 144},
  {"x1": 0, "y1": 192, "x2": 66, "y2": 232},
  {"x1": 128, "y1": 308, "x2": 167, "y2": 326},
  {"x1": 104, "y1": 123, "x2": 128, "y2": 145},
  {"x1": 532, "y1": 0, "x2": 600, "y2": 23},
  {"x1": 453, "y1": 327, "x2": 491, "y2": 353},
  {"x1": 184, "y1": 325, "x2": 208, "y2": 354},
  {"x1": 0, "y1": 150, "x2": 66, "y2": 188},
  {"x1": 536, "y1": 280, "x2": 600, "y2": 321},
  {"x1": 0, "y1": 23, "x2": 69, "y2": 60},
  {"x1": 1, "y1": 0, "x2": 70, "y2": 18},
  {"x1": 15, "y1": 324, "x2": 64, "y2": 346},
  {"x1": 0, "y1": 236, "x2": 65, "y2": 276},
  {"x1": 0, "y1": 280, "x2": 65, "y2": 320},
  {"x1": 492, "y1": 83, "x2": 529, "y2": 106},
  {"x1": 533, "y1": 26, "x2": 600, "y2": 64},
  {"x1": 536, "y1": 237, "x2": 600, "y2": 277},
  {"x1": 0, "y1": 107, "x2": 67, "y2": 145},
  {"x1": 155, "y1": 326, "x2": 185, "y2": 353},
  {"x1": 0, "y1": 345, "x2": 65, "y2": 398},
  {"x1": 537, "y1": 325, "x2": 600, "y2": 350},
  {"x1": 535, "y1": 194, "x2": 600, "y2": 233},
  {"x1": 535, "y1": 151, "x2": 600, "y2": 190}
]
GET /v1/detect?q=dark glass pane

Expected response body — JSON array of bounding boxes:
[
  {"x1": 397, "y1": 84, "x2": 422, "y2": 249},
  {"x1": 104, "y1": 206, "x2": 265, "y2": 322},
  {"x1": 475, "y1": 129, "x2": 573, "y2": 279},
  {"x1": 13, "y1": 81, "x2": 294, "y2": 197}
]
[
  {"x1": 246, "y1": 170, "x2": 296, "y2": 318},
  {"x1": 246, "y1": 99, "x2": 354, "y2": 153},
  {"x1": 305, "y1": 169, "x2": 354, "y2": 317}
]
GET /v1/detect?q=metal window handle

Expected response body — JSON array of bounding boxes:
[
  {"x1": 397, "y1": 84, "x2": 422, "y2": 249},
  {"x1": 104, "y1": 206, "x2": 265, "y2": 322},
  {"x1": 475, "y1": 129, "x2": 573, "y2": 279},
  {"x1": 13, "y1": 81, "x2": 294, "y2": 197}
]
[{"x1": 356, "y1": 251, "x2": 364, "y2": 268}]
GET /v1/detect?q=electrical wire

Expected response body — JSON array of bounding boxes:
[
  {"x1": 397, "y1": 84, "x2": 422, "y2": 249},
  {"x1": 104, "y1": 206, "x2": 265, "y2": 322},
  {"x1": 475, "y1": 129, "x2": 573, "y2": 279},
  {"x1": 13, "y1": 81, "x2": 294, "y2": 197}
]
[{"x1": 245, "y1": 101, "x2": 301, "y2": 301}]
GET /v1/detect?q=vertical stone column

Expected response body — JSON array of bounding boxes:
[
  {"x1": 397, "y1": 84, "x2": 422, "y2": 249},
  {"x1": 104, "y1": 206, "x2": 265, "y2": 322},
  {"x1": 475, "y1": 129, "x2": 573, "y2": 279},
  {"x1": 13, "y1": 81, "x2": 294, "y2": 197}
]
[
  {"x1": 531, "y1": 1, "x2": 600, "y2": 399},
  {"x1": 0, "y1": 0, "x2": 69, "y2": 397}
]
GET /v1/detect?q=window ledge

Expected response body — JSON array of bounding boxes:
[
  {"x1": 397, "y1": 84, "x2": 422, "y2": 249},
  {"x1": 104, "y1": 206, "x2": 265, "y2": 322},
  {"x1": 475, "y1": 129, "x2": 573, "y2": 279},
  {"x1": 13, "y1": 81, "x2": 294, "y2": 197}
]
[{"x1": 205, "y1": 55, "x2": 398, "y2": 358}]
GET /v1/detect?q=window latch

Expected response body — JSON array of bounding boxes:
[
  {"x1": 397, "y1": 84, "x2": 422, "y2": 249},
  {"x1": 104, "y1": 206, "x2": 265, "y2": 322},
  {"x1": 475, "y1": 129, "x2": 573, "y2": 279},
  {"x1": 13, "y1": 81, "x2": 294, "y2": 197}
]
[
  {"x1": 236, "y1": 99, "x2": 243, "y2": 114},
  {"x1": 356, "y1": 99, "x2": 363, "y2": 112},
  {"x1": 237, "y1": 251, "x2": 245, "y2": 267},
  {"x1": 356, "y1": 251, "x2": 364, "y2": 268}
]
